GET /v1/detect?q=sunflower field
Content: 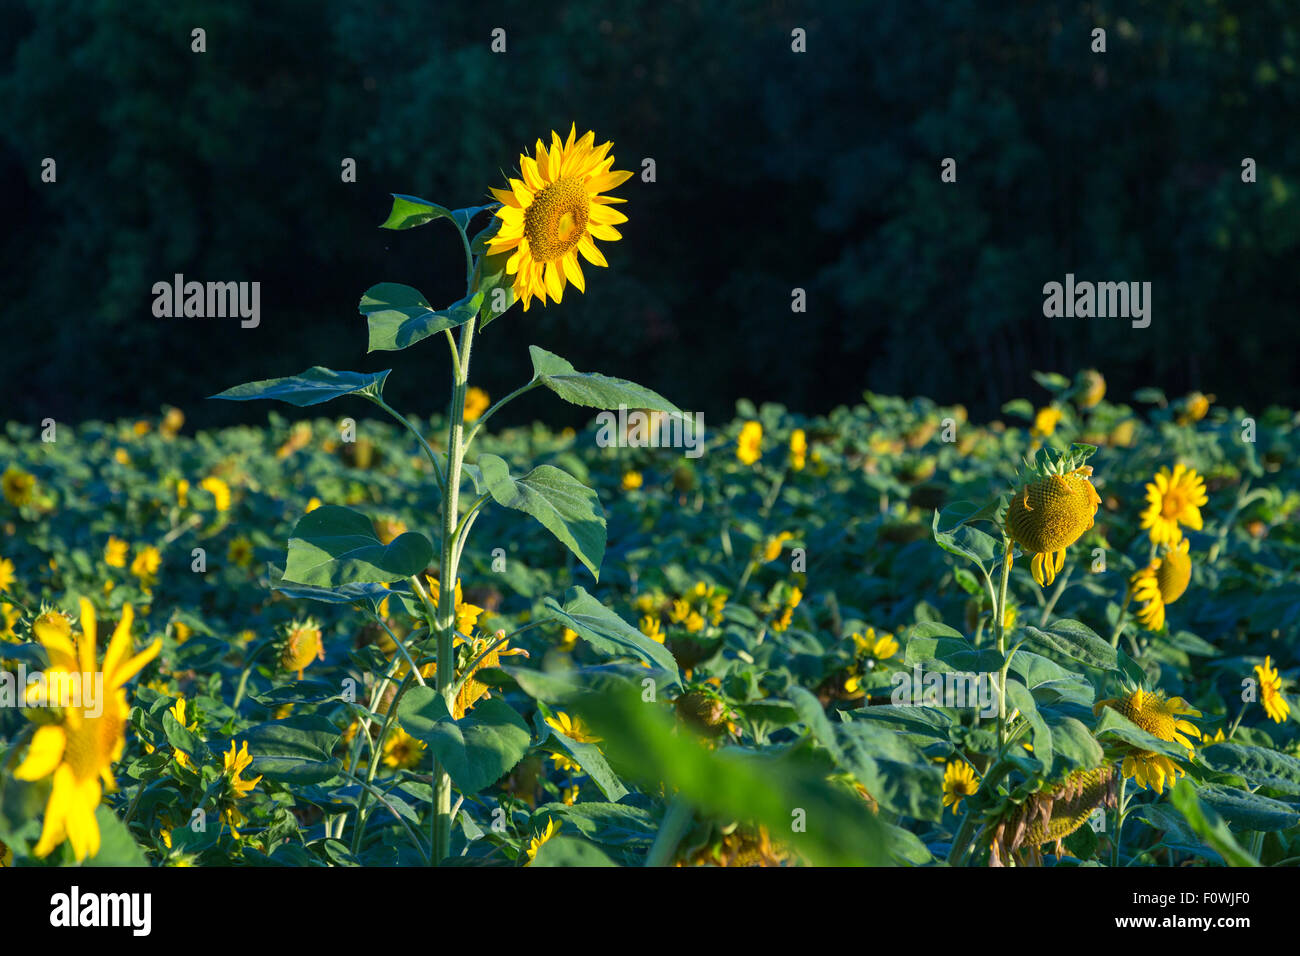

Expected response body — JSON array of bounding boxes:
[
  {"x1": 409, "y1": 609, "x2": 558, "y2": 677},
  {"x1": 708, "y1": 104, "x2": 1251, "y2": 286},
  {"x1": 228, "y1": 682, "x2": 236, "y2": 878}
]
[{"x1": 2, "y1": 124, "x2": 1299, "y2": 874}]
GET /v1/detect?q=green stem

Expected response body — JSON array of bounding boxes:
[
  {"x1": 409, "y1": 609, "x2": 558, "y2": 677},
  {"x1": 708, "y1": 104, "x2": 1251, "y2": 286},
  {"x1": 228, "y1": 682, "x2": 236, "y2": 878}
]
[
  {"x1": 995, "y1": 537, "x2": 1013, "y2": 749},
  {"x1": 1038, "y1": 565, "x2": 1073, "y2": 626},
  {"x1": 644, "y1": 796, "x2": 693, "y2": 867},
  {"x1": 1109, "y1": 584, "x2": 1132, "y2": 649},
  {"x1": 431, "y1": 314, "x2": 477, "y2": 865},
  {"x1": 1111, "y1": 775, "x2": 1128, "y2": 867}
]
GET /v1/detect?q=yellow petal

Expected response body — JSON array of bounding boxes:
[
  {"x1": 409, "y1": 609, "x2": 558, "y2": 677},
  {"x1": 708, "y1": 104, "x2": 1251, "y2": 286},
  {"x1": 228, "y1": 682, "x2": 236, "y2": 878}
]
[{"x1": 14, "y1": 724, "x2": 67, "y2": 781}]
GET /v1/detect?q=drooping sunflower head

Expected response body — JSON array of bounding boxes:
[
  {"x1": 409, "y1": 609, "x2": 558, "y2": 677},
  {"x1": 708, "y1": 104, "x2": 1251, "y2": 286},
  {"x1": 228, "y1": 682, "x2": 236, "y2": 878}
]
[
  {"x1": 989, "y1": 765, "x2": 1117, "y2": 867},
  {"x1": 1139, "y1": 464, "x2": 1208, "y2": 547},
  {"x1": 1094, "y1": 686, "x2": 1201, "y2": 793},
  {"x1": 279, "y1": 618, "x2": 324, "y2": 678},
  {"x1": 1005, "y1": 453, "x2": 1101, "y2": 587},
  {"x1": 1077, "y1": 368, "x2": 1107, "y2": 409},
  {"x1": 1131, "y1": 539, "x2": 1192, "y2": 632},
  {"x1": 487, "y1": 124, "x2": 631, "y2": 312}
]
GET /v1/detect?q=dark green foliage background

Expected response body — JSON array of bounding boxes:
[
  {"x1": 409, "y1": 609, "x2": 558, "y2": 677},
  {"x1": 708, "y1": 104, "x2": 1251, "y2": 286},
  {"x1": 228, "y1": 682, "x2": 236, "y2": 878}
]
[{"x1": 3, "y1": 0, "x2": 1298, "y2": 427}]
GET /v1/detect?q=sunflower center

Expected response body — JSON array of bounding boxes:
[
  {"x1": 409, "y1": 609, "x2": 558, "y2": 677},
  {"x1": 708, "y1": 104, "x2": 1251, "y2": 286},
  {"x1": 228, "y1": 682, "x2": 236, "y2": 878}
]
[
  {"x1": 63, "y1": 708, "x2": 122, "y2": 781},
  {"x1": 1161, "y1": 488, "x2": 1187, "y2": 519},
  {"x1": 524, "y1": 177, "x2": 589, "y2": 262}
]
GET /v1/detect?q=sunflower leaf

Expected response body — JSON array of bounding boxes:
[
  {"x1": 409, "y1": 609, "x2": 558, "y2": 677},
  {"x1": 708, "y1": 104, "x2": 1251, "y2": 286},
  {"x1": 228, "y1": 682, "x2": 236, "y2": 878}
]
[
  {"x1": 528, "y1": 346, "x2": 681, "y2": 414},
  {"x1": 209, "y1": 367, "x2": 390, "y2": 406},
  {"x1": 362, "y1": 283, "x2": 482, "y2": 353}
]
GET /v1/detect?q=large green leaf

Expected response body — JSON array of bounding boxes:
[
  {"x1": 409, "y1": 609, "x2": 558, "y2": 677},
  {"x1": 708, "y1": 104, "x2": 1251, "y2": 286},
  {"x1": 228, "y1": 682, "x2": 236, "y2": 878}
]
[
  {"x1": 282, "y1": 505, "x2": 434, "y2": 586},
  {"x1": 243, "y1": 716, "x2": 342, "y2": 785},
  {"x1": 569, "y1": 683, "x2": 893, "y2": 866},
  {"x1": 269, "y1": 565, "x2": 401, "y2": 617},
  {"x1": 528, "y1": 346, "x2": 680, "y2": 414},
  {"x1": 542, "y1": 586, "x2": 681, "y2": 684},
  {"x1": 1093, "y1": 706, "x2": 1194, "y2": 762},
  {"x1": 84, "y1": 806, "x2": 148, "y2": 867},
  {"x1": 210, "y1": 366, "x2": 389, "y2": 406},
  {"x1": 362, "y1": 283, "x2": 481, "y2": 352},
  {"x1": 791, "y1": 687, "x2": 943, "y2": 821},
  {"x1": 379, "y1": 193, "x2": 455, "y2": 230},
  {"x1": 529, "y1": 835, "x2": 619, "y2": 867},
  {"x1": 1004, "y1": 679, "x2": 1054, "y2": 772},
  {"x1": 1200, "y1": 743, "x2": 1300, "y2": 796},
  {"x1": 1022, "y1": 619, "x2": 1118, "y2": 672},
  {"x1": 1196, "y1": 784, "x2": 1300, "y2": 831},
  {"x1": 472, "y1": 454, "x2": 605, "y2": 578},
  {"x1": 396, "y1": 689, "x2": 531, "y2": 794}
]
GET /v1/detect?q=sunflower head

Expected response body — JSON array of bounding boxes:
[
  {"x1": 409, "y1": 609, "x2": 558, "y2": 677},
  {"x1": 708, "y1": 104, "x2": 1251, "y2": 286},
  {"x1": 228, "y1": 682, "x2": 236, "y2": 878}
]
[
  {"x1": 1131, "y1": 540, "x2": 1192, "y2": 631},
  {"x1": 989, "y1": 765, "x2": 1117, "y2": 867},
  {"x1": 1076, "y1": 368, "x2": 1107, "y2": 409},
  {"x1": 1139, "y1": 464, "x2": 1208, "y2": 547},
  {"x1": 1094, "y1": 686, "x2": 1201, "y2": 793},
  {"x1": 487, "y1": 124, "x2": 631, "y2": 312},
  {"x1": 1005, "y1": 449, "x2": 1101, "y2": 586},
  {"x1": 279, "y1": 619, "x2": 324, "y2": 678}
]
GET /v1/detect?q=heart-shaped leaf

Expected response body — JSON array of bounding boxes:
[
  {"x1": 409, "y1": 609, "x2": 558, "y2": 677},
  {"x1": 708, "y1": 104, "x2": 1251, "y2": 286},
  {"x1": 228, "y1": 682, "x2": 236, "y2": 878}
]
[
  {"x1": 471, "y1": 454, "x2": 605, "y2": 579},
  {"x1": 362, "y1": 283, "x2": 481, "y2": 353},
  {"x1": 396, "y1": 690, "x2": 531, "y2": 794},
  {"x1": 528, "y1": 346, "x2": 680, "y2": 414},
  {"x1": 282, "y1": 505, "x2": 434, "y2": 586}
]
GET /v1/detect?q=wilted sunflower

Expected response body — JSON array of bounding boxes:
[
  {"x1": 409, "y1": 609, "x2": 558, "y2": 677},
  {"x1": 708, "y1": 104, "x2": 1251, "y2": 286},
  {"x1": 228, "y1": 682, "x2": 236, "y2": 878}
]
[
  {"x1": 488, "y1": 124, "x2": 631, "y2": 311},
  {"x1": 1139, "y1": 464, "x2": 1208, "y2": 547},
  {"x1": 989, "y1": 765, "x2": 1117, "y2": 867},
  {"x1": 1094, "y1": 687, "x2": 1200, "y2": 793},
  {"x1": 14, "y1": 600, "x2": 161, "y2": 860},
  {"x1": 1254, "y1": 657, "x2": 1290, "y2": 724},
  {"x1": 1006, "y1": 456, "x2": 1101, "y2": 587},
  {"x1": 1130, "y1": 539, "x2": 1192, "y2": 632}
]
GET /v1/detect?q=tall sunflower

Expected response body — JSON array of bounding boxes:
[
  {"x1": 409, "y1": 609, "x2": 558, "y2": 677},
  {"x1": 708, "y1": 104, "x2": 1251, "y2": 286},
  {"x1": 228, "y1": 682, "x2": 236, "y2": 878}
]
[
  {"x1": 1139, "y1": 464, "x2": 1208, "y2": 547},
  {"x1": 14, "y1": 599, "x2": 161, "y2": 860},
  {"x1": 1130, "y1": 539, "x2": 1192, "y2": 632},
  {"x1": 1094, "y1": 687, "x2": 1200, "y2": 794},
  {"x1": 487, "y1": 124, "x2": 631, "y2": 311}
]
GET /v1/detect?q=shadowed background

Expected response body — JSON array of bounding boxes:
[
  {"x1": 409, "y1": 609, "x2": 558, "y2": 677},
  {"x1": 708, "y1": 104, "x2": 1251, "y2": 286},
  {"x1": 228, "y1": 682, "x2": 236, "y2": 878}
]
[{"x1": 3, "y1": 0, "x2": 1298, "y2": 430}]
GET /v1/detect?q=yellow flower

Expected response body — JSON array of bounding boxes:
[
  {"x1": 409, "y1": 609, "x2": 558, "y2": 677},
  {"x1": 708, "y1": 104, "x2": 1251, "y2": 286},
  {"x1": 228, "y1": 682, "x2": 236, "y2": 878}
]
[
  {"x1": 1108, "y1": 419, "x2": 1137, "y2": 448},
  {"x1": 373, "y1": 516, "x2": 407, "y2": 546},
  {"x1": 546, "y1": 711, "x2": 601, "y2": 744},
  {"x1": 382, "y1": 725, "x2": 426, "y2": 769},
  {"x1": 113, "y1": 448, "x2": 131, "y2": 466},
  {"x1": 280, "y1": 620, "x2": 324, "y2": 679},
  {"x1": 621, "y1": 470, "x2": 643, "y2": 491},
  {"x1": 200, "y1": 476, "x2": 231, "y2": 512},
  {"x1": 175, "y1": 478, "x2": 189, "y2": 508},
  {"x1": 1078, "y1": 369, "x2": 1106, "y2": 408},
  {"x1": 103, "y1": 537, "x2": 129, "y2": 569},
  {"x1": 170, "y1": 696, "x2": 198, "y2": 732},
  {"x1": 557, "y1": 627, "x2": 579, "y2": 652},
  {"x1": 227, "y1": 535, "x2": 254, "y2": 568},
  {"x1": 561, "y1": 785, "x2": 579, "y2": 806},
  {"x1": 762, "y1": 531, "x2": 795, "y2": 563},
  {"x1": 1031, "y1": 406, "x2": 1062, "y2": 438},
  {"x1": 161, "y1": 407, "x2": 185, "y2": 438},
  {"x1": 463, "y1": 386, "x2": 491, "y2": 422},
  {"x1": 1254, "y1": 657, "x2": 1291, "y2": 724},
  {"x1": 1006, "y1": 467, "x2": 1101, "y2": 587},
  {"x1": 221, "y1": 740, "x2": 262, "y2": 838},
  {"x1": 737, "y1": 421, "x2": 763, "y2": 465},
  {"x1": 2, "y1": 466, "x2": 36, "y2": 506},
  {"x1": 1094, "y1": 688, "x2": 1201, "y2": 794},
  {"x1": 488, "y1": 124, "x2": 631, "y2": 311},
  {"x1": 1, "y1": 602, "x2": 20, "y2": 641},
  {"x1": 1201, "y1": 727, "x2": 1227, "y2": 746},
  {"x1": 789, "y1": 429, "x2": 807, "y2": 471},
  {"x1": 14, "y1": 600, "x2": 162, "y2": 860},
  {"x1": 1131, "y1": 540, "x2": 1192, "y2": 632},
  {"x1": 552, "y1": 752, "x2": 582, "y2": 775},
  {"x1": 525, "y1": 818, "x2": 561, "y2": 863},
  {"x1": 0, "y1": 557, "x2": 14, "y2": 593},
  {"x1": 172, "y1": 620, "x2": 192, "y2": 644},
  {"x1": 942, "y1": 761, "x2": 979, "y2": 812},
  {"x1": 306, "y1": 496, "x2": 323, "y2": 513},
  {"x1": 851, "y1": 628, "x2": 899, "y2": 660},
  {"x1": 423, "y1": 576, "x2": 484, "y2": 639},
  {"x1": 1139, "y1": 464, "x2": 1208, "y2": 548},
  {"x1": 772, "y1": 585, "x2": 802, "y2": 633},
  {"x1": 130, "y1": 545, "x2": 162, "y2": 586},
  {"x1": 639, "y1": 615, "x2": 664, "y2": 643},
  {"x1": 1178, "y1": 391, "x2": 1214, "y2": 425}
]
